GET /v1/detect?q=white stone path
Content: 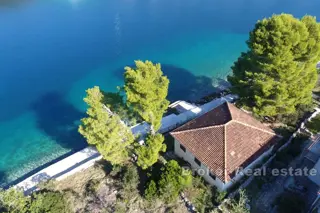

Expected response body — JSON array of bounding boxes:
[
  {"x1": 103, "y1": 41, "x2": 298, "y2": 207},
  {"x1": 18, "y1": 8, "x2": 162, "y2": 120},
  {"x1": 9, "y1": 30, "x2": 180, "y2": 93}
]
[{"x1": 14, "y1": 95, "x2": 238, "y2": 194}]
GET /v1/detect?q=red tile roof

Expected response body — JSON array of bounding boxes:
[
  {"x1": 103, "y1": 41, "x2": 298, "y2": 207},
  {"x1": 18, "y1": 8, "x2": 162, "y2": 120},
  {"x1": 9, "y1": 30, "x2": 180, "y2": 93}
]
[{"x1": 171, "y1": 102, "x2": 281, "y2": 183}]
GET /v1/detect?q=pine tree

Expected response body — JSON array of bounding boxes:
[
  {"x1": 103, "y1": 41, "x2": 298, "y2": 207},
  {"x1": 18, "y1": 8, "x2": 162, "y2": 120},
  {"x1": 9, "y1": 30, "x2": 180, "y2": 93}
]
[
  {"x1": 228, "y1": 14, "x2": 320, "y2": 117},
  {"x1": 79, "y1": 86, "x2": 135, "y2": 165},
  {"x1": 124, "y1": 60, "x2": 170, "y2": 133},
  {"x1": 135, "y1": 133, "x2": 167, "y2": 169}
]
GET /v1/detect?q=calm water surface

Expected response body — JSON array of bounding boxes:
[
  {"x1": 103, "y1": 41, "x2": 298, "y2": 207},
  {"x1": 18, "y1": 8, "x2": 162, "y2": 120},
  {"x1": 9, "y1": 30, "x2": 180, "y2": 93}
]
[{"x1": 0, "y1": 0, "x2": 319, "y2": 185}]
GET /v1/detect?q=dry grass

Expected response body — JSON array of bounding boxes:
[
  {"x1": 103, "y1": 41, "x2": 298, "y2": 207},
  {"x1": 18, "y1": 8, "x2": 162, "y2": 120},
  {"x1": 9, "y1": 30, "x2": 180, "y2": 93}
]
[
  {"x1": 39, "y1": 162, "x2": 188, "y2": 213},
  {"x1": 40, "y1": 163, "x2": 119, "y2": 213},
  {"x1": 42, "y1": 164, "x2": 106, "y2": 194}
]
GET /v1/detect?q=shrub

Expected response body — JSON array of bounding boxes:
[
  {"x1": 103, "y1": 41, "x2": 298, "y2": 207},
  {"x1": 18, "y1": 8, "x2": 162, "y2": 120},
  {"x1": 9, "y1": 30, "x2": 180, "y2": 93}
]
[
  {"x1": 144, "y1": 180, "x2": 157, "y2": 201},
  {"x1": 110, "y1": 164, "x2": 123, "y2": 177},
  {"x1": 158, "y1": 160, "x2": 192, "y2": 203},
  {"x1": 306, "y1": 114, "x2": 320, "y2": 134},
  {"x1": 186, "y1": 176, "x2": 214, "y2": 213},
  {"x1": 29, "y1": 191, "x2": 71, "y2": 213},
  {"x1": 212, "y1": 190, "x2": 249, "y2": 213},
  {"x1": 0, "y1": 188, "x2": 30, "y2": 213},
  {"x1": 84, "y1": 179, "x2": 100, "y2": 196},
  {"x1": 121, "y1": 165, "x2": 140, "y2": 200}
]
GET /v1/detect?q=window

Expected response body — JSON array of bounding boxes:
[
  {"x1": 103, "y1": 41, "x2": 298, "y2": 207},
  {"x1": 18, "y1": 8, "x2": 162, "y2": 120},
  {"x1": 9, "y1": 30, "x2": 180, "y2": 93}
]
[
  {"x1": 180, "y1": 144, "x2": 186, "y2": 152},
  {"x1": 194, "y1": 157, "x2": 201, "y2": 166},
  {"x1": 209, "y1": 172, "x2": 216, "y2": 180}
]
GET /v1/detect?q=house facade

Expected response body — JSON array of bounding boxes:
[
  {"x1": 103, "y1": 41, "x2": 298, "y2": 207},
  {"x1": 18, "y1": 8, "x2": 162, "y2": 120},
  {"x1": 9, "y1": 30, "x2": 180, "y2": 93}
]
[{"x1": 170, "y1": 102, "x2": 281, "y2": 191}]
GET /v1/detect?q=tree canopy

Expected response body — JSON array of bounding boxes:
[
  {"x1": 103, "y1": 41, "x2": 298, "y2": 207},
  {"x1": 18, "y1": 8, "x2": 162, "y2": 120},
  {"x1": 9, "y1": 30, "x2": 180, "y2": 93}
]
[
  {"x1": 135, "y1": 133, "x2": 167, "y2": 169},
  {"x1": 124, "y1": 60, "x2": 170, "y2": 133},
  {"x1": 0, "y1": 188, "x2": 30, "y2": 213},
  {"x1": 102, "y1": 89, "x2": 137, "y2": 126},
  {"x1": 0, "y1": 189, "x2": 70, "y2": 213},
  {"x1": 158, "y1": 160, "x2": 192, "y2": 203},
  {"x1": 79, "y1": 60, "x2": 170, "y2": 169},
  {"x1": 79, "y1": 86, "x2": 135, "y2": 165},
  {"x1": 228, "y1": 14, "x2": 320, "y2": 117}
]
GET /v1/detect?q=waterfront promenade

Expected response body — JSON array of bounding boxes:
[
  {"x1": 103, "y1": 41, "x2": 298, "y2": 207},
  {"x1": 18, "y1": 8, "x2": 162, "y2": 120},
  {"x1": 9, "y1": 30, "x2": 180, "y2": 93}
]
[{"x1": 15, "y1": 95, "x2": 237, "y2": 194}]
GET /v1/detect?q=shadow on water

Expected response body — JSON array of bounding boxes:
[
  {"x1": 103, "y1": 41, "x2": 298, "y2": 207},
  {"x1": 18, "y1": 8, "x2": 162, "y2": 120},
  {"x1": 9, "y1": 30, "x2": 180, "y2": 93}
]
[
  {"x1": 114, "y1": 63, "x2": 229, "y2": 102},
  {"x1": 30, "y1": 92, "x2": 87, "y2": 150},
  {"x1": 0, "y1": 170, "x2": 8, "y2": 188},
  {"x1": 0, "y1": 92, "x2": 90, "y2": 188},
  {"x1": 162, "y1": 64, "x2": 229, "y2": 101}
]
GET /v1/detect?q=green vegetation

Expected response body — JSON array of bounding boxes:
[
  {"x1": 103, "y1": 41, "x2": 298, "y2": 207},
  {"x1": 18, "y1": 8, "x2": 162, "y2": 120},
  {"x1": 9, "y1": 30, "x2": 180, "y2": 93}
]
[
  {"x1": 0, "y1": 188, "x2": 30, "y2": 213},
  {"x1": 120, "y1": 164, "x2": 140, "y2": 200},
  {"x1": 144, "y1": 160, "x2": 193, "y2": 204},
  {"x1": 185, "y1": 176, "x2": 225, "y2": 213},
  {"x1": 6, "y1": 13, "x2": 317, "y2": 213},
  {"x1": 103, "y1": 90, "x2": 138, "y2": 126},
  {"x1": 306, "y1": 114, "x2": 320, "y2": 134},
  {"x1": 211, "y1": 190, "x2": 249, "y2": 213},
  {"x1": 124, "y1": 60, "x2": 170, "y2": 133},
  {"x1": 0, "y1": 188, "x2": 70, "y2": 213},
  {"x1": 79, "y1": 86, "x2": 135, "y2": 165},
  {"x1": 29, "y1": 191, "x2": 70, "y2": 213},
  {"x1": 228, "y1": 14, "x2": 320, "y2": 118},
  {"x1": 144, "y1": 180, "x2": 157, "y2": 201},
  {"x1": 158, "y1": 160, "x2": 192, "y2": 203},
  {"x1": 135, "y1": 133, "x2": 167, "y2": 169},
  {"x1": 79, "y1": 60, "x2": 169, "y2": 169}
]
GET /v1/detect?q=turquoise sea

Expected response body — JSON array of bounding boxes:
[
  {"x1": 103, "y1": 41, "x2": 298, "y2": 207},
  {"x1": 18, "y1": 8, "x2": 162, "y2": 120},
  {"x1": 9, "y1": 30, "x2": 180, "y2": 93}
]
[{"x1": 0, "y1": 0, "x2": 319, "y2": 186}]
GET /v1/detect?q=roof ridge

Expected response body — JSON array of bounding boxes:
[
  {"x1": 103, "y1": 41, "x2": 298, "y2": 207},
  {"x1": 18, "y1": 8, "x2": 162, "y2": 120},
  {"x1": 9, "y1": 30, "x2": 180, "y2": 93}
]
[
  {"x1": 224, "y1": 123, "x2": 227, "y2": 182},
  {"x1": 230, "y1": 120, "x2": 277, "y2": 136},
  {"x1": 225, "y1": 102, "x2": 233, "y2": 120},
  {"x1": 171, "y1": 124, "x2": 226, "y2": 134}
]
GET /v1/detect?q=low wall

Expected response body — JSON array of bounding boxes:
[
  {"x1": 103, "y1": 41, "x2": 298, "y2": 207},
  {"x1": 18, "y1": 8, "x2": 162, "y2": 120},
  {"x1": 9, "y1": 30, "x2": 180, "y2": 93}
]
[{"x1": 15, "y1": 146, "x2": 102, "y2": 195}]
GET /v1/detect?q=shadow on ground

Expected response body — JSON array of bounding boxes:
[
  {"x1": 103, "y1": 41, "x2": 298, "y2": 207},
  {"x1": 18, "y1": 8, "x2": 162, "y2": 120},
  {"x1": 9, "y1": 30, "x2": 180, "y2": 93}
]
[
  {"x1": 31, "y1": 92, "x2": 87, "y2": 150},
  {"x1": 114, "y1": 63, "x2": 229, "y2": 102}
]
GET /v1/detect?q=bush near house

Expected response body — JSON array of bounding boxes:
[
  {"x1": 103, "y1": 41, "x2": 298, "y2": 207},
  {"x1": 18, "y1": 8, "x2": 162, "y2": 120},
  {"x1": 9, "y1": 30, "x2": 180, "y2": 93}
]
[
  {"x1": 157, "y1": 160, "x2": 192, "y2": 203},
  {"x1": 306, "y1": 114, "x2": 320, "y2": 134},
  {"x1": 185, "y1": 176, "x2": 227, "y2": 213},
  {"x1": 211, "y1": 190, "x2": 249, "y2": 213}
]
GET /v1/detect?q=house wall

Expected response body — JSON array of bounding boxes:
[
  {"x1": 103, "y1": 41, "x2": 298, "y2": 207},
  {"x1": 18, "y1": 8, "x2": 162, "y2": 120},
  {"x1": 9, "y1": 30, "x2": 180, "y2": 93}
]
[
  {"x1": 174, "y1": 139, "x2": 225, "y2": 191},
  {"x1": 174, "y1": 138, "x2": 273, "y2": 191}
]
